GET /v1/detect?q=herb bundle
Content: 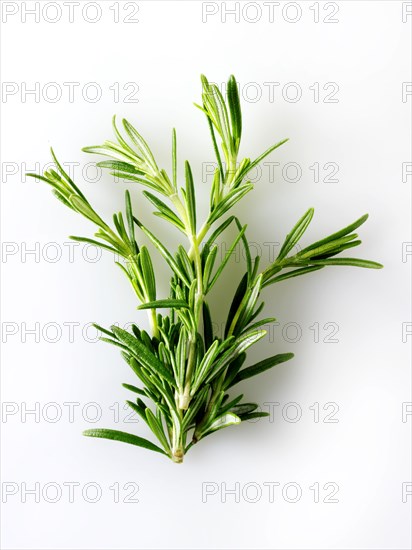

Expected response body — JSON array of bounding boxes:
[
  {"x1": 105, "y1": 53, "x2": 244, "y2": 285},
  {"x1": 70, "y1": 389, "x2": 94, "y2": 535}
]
[{"x1": 30, "y1": 75, "x2": 382, "y2": 463}]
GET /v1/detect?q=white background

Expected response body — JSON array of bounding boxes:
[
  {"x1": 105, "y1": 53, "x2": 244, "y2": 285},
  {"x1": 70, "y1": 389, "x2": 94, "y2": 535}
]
[{"x1": 1, "y1": 1, "x2": 411, "y2": 549}]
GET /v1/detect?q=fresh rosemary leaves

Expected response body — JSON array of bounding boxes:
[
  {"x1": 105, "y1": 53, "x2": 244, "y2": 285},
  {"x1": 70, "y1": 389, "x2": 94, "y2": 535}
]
[{"x1": 29, "y1": 75, "x2": 382, "y2": 463}]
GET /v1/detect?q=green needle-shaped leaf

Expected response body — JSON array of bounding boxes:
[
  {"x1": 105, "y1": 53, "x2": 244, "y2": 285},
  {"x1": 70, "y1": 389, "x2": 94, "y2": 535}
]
[
  {"x1": 239, "y1": 411, "x2": 270, "y2": 421},
  {"x1": 97, "y1": 160, "x2": 143, "y2": 175},
  {"x1": 202, "y1": 216, "x2": 235, "y2": 260},
  {"x1": 172, "y1": 128, "x2": 177, "y2": 189},
  {"x1": 202, "y1": 302, "x2": 214, "y2": 349},
  {"x1": 207, "y1": 224, "x2": 247, "y2": 292},
  {"x1": 203, "y1": 244, "x2": 218, "y2": 291},
  {"x1": 191, "y1": 340, "x2": 220, "y2": 394},
  {"x1": 184, "y1": 161, "x2": 196, "y2": 233},
  {"x1": 139, "y1": 246, "x2": 156, "y2": 301},
  {"x1": 69, "y1": 195, "x2": 108, "y2": 229},
  {"x1": 228, "y1": 352, "x2": 294, "y2": 388},
  {"x1": 234, "y1": 217, "x2": 252, "y2": 281},
  {"x1": 230, "y1": 403, "x2": 258, "y2": 416},
  {"x1": 230, "y1": 274, "x2": 263, "y2": 334},
  {"x1": 83, "y1": 429, "x2": 167, "y2": 455},
  {"x1": 182, "y1": 385, "x2": 210, "y2": 430},
  {"x1": 224, "y1": 273, "x2": 248, "y2": 338},
  {"x1": 122, "y1": 118, "x2": 158, "y2": 172},
  {"x1": 218, "y1": 393, "x2": 244, "y2": 416},
  {"x1": 262, "y1": 265, "x2": 325, "y2": 287},
  {"x1": 297, "y1": 234, "x2": 359, "y2": 260},
  {"x1": 122, "y1": 383, "x2": 145, "y2": 396},
  {"x1": 138, "y1": 299, "x2": 189, "y2": 310},
  {"x1": 143, "y1": 191, "x2": 185, "y2": 233},
  {"x1": 298, "y1": 213, "x2": 370, "y2": 256},
  {"x1": 202, "y1": 412, "x2": 241, "y2": 436},
  {"x1": 50, "y1": 148, "x2": 88, "y2": 200},
  {"x1": 69, "y1": 236, "x2": 118, "y2": 255},
  {"x1": 111, "y1": 326, "x2": 175, "y2": 386},
  {"x1": 205, "y1": 329, "x2": 267, "y2": 385},
  {"x1": 51, "y1": 190, "x2": 74, "y2": 209},
  {"x1": 239, "y1": 138, "x2": 289, "y2": 182},
  {"x1": 135, "y1": 221, "x2": 191, "y2": 287},
  {"x1": 145, "y1": 408, "x2": 171, "y2": 453},
  {"x1": 307, "y1": 258, "x2": 383, "y2": 269},
  {"x1": 125, "y1": 190, "x2": 138, "y2": 254},
  {"x1": 222, "y1": 353, "x2": 246, "y2": 390},
  {"x1": 126, "y1": 399, "x2": 147, "y2": 422},
  {"x1": 208, "y1": 184, "x2": 253, "y2": 224},
  {"x1": 277, "y1": 208, "x2": 314, "y2": 261},
  {"x1": 227, "y1": 74, "x2": 242, "y2": 145}
]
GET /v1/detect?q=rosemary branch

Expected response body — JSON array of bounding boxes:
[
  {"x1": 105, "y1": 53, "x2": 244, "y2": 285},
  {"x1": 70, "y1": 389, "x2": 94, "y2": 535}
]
[{"x1": 29, "y1": 74, "x2": 382, "y2": 463}]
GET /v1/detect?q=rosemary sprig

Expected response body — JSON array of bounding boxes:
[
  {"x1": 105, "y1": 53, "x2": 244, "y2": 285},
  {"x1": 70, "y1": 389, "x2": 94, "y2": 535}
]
[{"x1": 29, "y1": 74, "x2": 382, "y2": 463}]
